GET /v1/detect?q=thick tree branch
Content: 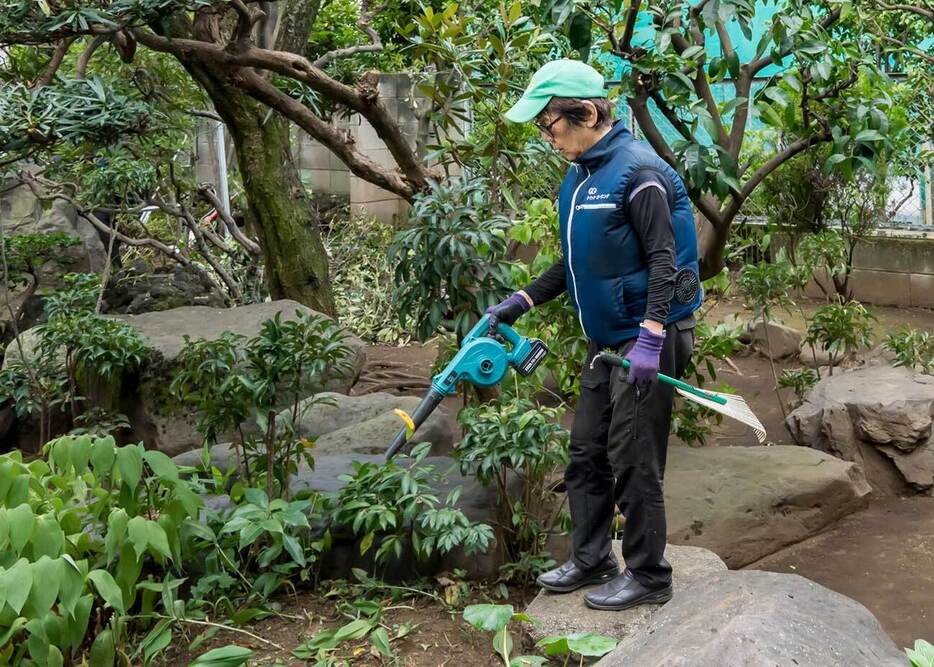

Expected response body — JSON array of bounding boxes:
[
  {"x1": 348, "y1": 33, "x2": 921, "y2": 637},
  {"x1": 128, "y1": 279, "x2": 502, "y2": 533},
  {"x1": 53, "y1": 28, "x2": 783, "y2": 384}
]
[
  {"x1": 130, "y1": 28, "x2": 429, "y2": 193},
  {"x1": 618, "y1": 0, "x2": 641, "y2": 54},
  {"x1": 76, "y1": 35, "x2": 108, "y2": 79},
  {"x1": 230, "y1": 0, "x2": 266, "y2": 50},
  {"x1": 721, "y1": 130, "x2": 832, "y2": 221},
  {"x1": 647, "y1": 91, "x2": 694, "y2": 141},
  {"x1": 233, "y1": 69, "x2": 419, "y2": 199},
  {"x1": 34, "y1": 37, "x2": 76, "y2": 88}
]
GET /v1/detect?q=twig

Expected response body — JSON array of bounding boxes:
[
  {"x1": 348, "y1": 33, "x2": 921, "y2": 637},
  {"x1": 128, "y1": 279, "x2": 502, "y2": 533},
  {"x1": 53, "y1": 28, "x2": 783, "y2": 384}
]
[
  {"x1": 133, "y1": 614, "x2": 284, "y2": 650},
  {"x1": 197, "y1": 185, "x2": 262, "y2": 256},
  {"x1": 313, "y1": 0, "x2": 386, "y2": 68}
]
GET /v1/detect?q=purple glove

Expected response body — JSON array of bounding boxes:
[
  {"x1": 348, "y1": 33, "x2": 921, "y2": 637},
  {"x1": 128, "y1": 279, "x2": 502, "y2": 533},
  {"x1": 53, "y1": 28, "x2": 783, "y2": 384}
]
[
  {"x1": 485, "y1": 292, "x2": 531, "y2": 334},
  {"x1": 624, "y1": 327, "x2": 665, "y2": 388}
]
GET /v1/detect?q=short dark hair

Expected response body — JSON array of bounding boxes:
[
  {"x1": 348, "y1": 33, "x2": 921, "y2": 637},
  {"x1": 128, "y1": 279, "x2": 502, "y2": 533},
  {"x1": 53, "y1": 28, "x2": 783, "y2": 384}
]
[{"x1": 541, "y1": 97, "x2": 614, "y2": 128}]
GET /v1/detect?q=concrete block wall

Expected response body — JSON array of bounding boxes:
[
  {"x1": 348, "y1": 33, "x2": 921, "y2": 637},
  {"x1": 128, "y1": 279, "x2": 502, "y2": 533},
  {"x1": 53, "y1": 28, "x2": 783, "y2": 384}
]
[{"x1": 798, "y1": 230, "x2": 934, "y2": 308}]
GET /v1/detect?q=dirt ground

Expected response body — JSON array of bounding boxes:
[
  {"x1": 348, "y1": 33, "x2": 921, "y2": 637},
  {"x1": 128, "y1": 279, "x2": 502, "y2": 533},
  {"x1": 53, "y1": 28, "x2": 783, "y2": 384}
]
[{"x1": 162, "y1": 585, "x2": 537, "y2": 666}]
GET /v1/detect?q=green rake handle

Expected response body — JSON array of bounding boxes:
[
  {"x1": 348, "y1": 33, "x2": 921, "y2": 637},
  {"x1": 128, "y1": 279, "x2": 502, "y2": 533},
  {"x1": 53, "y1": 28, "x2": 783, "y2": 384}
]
[{"x1": 595, "y1": 352, "x2": 728, "y2": 406}]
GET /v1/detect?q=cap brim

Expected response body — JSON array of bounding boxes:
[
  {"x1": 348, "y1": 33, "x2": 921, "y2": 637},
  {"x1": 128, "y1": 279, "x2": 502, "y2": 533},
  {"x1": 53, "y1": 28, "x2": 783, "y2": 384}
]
[{"x1": 503, "y1": 92, "x2": 551, "y2": 123}]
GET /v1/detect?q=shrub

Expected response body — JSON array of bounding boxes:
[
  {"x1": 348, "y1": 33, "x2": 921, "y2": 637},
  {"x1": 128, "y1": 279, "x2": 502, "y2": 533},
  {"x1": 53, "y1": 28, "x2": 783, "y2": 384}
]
[
  {"x1": 804, "y1": 300, "x2": 876, "y2": 375},
  {"x1": 884, "y1": 327, "x2": 934, "y2": 374}
]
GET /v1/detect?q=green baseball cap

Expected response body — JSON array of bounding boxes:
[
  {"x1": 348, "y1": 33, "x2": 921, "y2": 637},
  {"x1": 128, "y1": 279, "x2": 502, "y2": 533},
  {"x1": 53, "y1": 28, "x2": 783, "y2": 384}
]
[{"x1": 504, "y1": 59, "x2": 608, "y2": 124}]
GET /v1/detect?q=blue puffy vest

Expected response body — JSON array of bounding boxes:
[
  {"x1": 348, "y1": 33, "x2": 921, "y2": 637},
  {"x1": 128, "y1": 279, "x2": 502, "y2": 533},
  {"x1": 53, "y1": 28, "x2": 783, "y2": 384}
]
[{"x1": 557, "y1": 121, "x2": 702, "y2": 347}]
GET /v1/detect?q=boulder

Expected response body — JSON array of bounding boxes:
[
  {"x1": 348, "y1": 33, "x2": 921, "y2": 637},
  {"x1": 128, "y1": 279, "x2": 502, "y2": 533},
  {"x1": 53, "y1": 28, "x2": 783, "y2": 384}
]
[
  {"x1": 4, "y1": 301, "x2": 366, "y2": 456},
  {"x1": 102, "y1": 259, "x2": 228, "y2": 314},
  {"x1": 787, "y1": 365, "x2": 934, "y2": 494},
  {"x1": 663, "y1": 446, "x2": 870, "y2": 567},
  {"x1": 744, "y1": 320, "x2": 803, "y2": 359},
  {"x1": 595, "y1": 570, "x2": 904, "y2": 666},
  {"x1": 294, "y1": 392, "x2": 455, "y2": 456},
  {"x1": 524, "y1": 544, "x2": 726, "y2": 643},
  {"x1": 545, "y1": 445, "x2": 870, "y2": 569}
]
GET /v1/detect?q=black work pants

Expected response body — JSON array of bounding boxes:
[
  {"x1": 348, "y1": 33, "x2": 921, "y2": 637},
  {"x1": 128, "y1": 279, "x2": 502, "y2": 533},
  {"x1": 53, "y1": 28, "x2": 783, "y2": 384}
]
[{"x1": 565, "y1": 318, "x2": 694, "y2": 588}]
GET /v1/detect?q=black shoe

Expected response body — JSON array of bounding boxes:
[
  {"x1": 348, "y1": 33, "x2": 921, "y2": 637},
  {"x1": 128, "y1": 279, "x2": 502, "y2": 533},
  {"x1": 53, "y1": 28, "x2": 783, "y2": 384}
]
[
  {"x1": 536, "y1": 554, "x2": 619, "y2": 593},
  {"x1": 583, "y1": 569, "x2": 673, "y2": 611}
]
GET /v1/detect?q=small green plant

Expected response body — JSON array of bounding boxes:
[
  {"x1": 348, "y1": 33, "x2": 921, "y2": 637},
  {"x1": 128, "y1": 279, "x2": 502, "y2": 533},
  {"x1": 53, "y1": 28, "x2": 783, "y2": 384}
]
[
  {"x1": 291, "y1": 597, "x2": 400, "y2": 664},
  {"x1": 389, "y1": 175, "x2": 513, "y2": 342},
  {"x1": 462, "y1": 604, "x2": 540, "y2": 666},
  {"x1": 461, "y1": 604, "x2": 618, "y2": 666},
  {"x1": 884, "y1": 327, "x2": 934, "y2": 374},
  {"x1": 804, "y1": 300, "x2": 876, "y2": 376},
  {"x1": 170, "y1": 310, "x2": 352, "y2": 498},
  {"x1": 328, "y1": 443, "x2": 494, "y2": 566},
  {"x1": 1, "y1": 273, "x2": 148, "y2": 444},
  {"x1": 796, "y1": 229, "x2": 849, "y2": 302},
  {"x1": 907, "y1": 639, "x2": 934, "y2": 667},
  {"x1": 189, "y1": 644, "x2": 254, "y2": 667},
  {"x1": 456, "y1": 397, "x2": 569, "y2": 583},
  {"x1": 536, "y1": 633, "x2": 619, "y2": 665},
  {"x1": 777, "y1": 367, "x2": 819, "y2": 406}
]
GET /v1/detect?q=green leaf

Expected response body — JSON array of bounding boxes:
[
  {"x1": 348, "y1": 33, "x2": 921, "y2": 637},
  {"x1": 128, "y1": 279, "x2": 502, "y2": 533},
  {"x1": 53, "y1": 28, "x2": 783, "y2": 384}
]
[
  {"x1": 142, "y1": 619, "x2": 173, "y2": 667},
  {"x1": 493, "y1": 627, "x2": 513, "y2": 657},
  {"x1": 8, "y1": 504, "x2": 35, "y2": 554},
  {"x1": 25, "y1": 556, "x2": 62, "y2": 616},
  {"x1": 88, "y1": 569, "x2": 126, "y2": 614},
  {"x1": 31, "y1": 514, "x2": 65, "y2": 558},
  {"x1": 116, "y1": 445, "x2": 143, "y2": 489},
  {"x1": 511, "y1": 658, "x2": 548, "y2": 667},
  {"x1": 189, "y1": 644, "x2": 254, "y2": 667},
  {"x1": 370, "y1": 626, "x2": 392, "y2": 657},
  {"x1": 90, "y1": 437, "x2": 117, "y2": 477},
  {"x1": 333, "y1": 618, "x2": 374, "y2": 642},
  {"x1": 89, "y1": 629, "x2": 116, "y2": 667},
  {"x1": 463, "y1": 604, "x2": 513, "y2": 632},
  {"x1": 143, "y1": 450, "x2": 179, "y2": 482},
  {"x1": 566, "y1": 632, "x2": 618, "y2": 657},
  {"x1": 282, "y1": 534, "x2": 306, "y2": 567},
  {"x1": 854, "y1": 129, "x2": 884, "y2": 142},
  {"x1": 105, "y1": 508, "x2": 129, "y2": 563},
  {"x1": 0, "y1": 558, "x2": 33, "y2": 614}
]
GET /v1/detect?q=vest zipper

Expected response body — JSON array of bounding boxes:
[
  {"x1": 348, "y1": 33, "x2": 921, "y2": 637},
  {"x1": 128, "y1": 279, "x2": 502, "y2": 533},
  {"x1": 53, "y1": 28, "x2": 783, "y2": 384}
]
[{"x1": 567, "y1": 165, "x2": 591, "y2": 338}]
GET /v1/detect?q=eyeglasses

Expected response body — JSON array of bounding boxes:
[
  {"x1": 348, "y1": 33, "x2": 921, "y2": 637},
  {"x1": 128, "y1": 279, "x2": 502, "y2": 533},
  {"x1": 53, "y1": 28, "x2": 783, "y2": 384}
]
[{"x1": 536, "y1": 116, "x2": 563, "y2": 139}]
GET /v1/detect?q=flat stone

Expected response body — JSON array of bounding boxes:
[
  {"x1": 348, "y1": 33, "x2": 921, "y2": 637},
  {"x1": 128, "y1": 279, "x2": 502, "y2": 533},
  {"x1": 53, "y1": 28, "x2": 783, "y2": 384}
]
[
  {"x1": 524, "y1": 544, "x2": 726, "y2": 643},
  {"x1": 595, "y1": 570, "x2": 904, "y2": 666}
]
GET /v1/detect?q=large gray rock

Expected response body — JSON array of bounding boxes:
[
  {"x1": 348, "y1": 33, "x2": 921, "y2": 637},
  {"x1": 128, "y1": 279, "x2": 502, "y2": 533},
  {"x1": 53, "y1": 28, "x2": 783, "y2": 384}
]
[
  {"x1": 102, "y1": 259, "x2": 228, "y2": 314},
  {"x1": 744, "y1": 320, "x2": 803, "y2": 359},
  {"x1": 546, "y1": 446, "x2": 870, "y2": 569},
  {"x1": 787, "y1": 365, "x2": 934, "y2": 494},
  {"x1": 525, "y1": 545, "x2": 726, "y2": 643},
  {"x1": 595, "y1": 570, "x2": 904, "y2": 666},
  {"x1": 4, "y1": 301, "x2": 366, "y2": 456},
  {"x1": 295, "y1": 392, "x2": 454, "y2": 456},
  {"x1": 664, "y1": 445, "x2": 869, "y2": 567}
]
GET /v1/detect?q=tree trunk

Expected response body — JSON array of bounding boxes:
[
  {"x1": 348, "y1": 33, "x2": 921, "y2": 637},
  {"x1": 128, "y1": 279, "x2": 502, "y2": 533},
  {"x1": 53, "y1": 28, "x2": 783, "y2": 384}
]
[
  {"x1": 696, "y1": 212, "x2": 732, "y2": 280},
  {"x1": 193, "y1": 69, "x2": 336, "y2": 315}
]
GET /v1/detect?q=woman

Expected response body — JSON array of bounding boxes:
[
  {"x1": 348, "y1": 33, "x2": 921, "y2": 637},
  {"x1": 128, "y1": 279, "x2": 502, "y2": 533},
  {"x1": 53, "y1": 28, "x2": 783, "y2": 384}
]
[{"x1": 486, "y1": 59, "x2": 702, "y2": 611}]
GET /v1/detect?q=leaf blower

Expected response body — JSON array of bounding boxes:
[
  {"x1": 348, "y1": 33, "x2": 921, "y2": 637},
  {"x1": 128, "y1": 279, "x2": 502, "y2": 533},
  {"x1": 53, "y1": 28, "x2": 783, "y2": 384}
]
[{"x1": 384, "y1": 314, "x2": 549, "y2": 460}]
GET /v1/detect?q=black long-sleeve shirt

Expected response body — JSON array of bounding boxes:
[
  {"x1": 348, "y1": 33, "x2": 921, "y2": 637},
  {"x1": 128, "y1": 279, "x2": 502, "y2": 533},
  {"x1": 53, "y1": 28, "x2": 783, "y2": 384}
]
[{"x1": 522, "y1": 172, "x2": 677, "y2": 324}]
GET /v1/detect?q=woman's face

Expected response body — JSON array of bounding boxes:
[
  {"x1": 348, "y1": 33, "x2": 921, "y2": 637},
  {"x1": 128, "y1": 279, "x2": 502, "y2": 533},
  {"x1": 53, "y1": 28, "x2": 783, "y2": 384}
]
[{"x1": 535, "y1": 101, "x2": 604, "y2": 161}]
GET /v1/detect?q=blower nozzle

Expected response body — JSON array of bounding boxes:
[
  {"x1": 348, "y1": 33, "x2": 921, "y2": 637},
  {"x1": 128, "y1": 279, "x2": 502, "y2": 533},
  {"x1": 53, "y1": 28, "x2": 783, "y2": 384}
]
[{"x1": 385, "y1": 388, "x2": 446, "y2": 460}]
